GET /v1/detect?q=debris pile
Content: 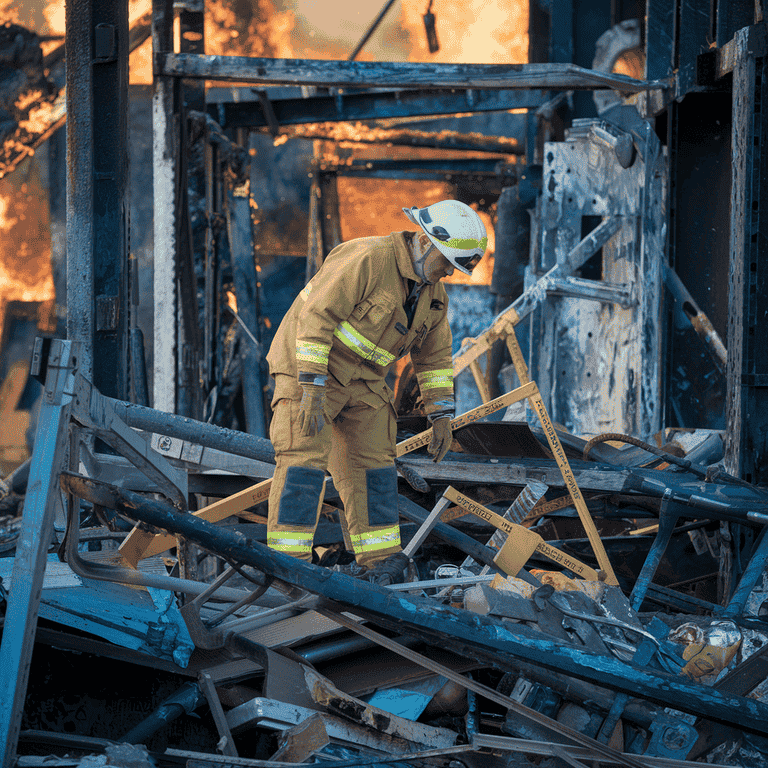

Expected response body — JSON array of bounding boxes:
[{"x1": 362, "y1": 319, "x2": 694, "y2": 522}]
[{"x1": 3, "y1": 336, "x2": 768, "y2": 766}]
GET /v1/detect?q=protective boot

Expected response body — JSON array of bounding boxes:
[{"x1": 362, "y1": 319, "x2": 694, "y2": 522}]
[
  {"x1": 333, "y1": 560, "x2": 370, "y2": 579},
  {"x1": 365, "y1": 552, "x2": 410, "y2": 586}
]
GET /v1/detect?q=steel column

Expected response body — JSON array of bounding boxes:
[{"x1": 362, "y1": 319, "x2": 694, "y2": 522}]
[
  {"x1": 153, "y1": 0, "x2": 179, "y2": 412},
  {"x1": 726, "y1": 28, "x2": 768, "y2": 484},
  {"x1": 65, "y1": 0, "x2": 95, "y2": 384},
  {"x1": 92, "y1": 0, "x2": 130, "y2": 402}
]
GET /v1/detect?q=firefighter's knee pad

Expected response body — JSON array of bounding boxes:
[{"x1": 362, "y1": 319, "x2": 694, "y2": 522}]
[
  {"x1": 277, "y1": 465, "x2": 325, "y2": 526},
  {"x1": 365, "y1": 465, "x2": 399, "y2": 527}
]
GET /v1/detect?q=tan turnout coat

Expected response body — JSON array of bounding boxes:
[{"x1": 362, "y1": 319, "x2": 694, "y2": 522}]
[{"x1": 267, "y1": 231, "x2": 454, "y2": 413}]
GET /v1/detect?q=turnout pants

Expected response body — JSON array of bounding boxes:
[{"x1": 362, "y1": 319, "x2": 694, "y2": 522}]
[{"x1": 267, "y1": 374, "x2": 401, "y2": 566}]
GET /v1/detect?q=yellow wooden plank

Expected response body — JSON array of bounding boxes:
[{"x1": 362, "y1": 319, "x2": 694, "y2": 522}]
[
  {"x1": 469, "y1": 359, "x2": 492, "y2": 404},
  {"x1": 442, "y1": 486, "x2": 598, "y2": 580},
  {"x1": 119, "y1": 478, "x2": 273, "y2": 567},
  {"x1": 501, "y1": 327, "x2": 618, "y2": 586},
  {"x1": 453, "y1": 308, "x2": 520, "y2": 375},
  {"x1": 528, "y1": 393, "x2": 617, "y2": 585},
  {"x1": 524, "y1": 494, "x2": 574, "y2": 523},
  {"x1": 395, "y1": 381, "x2": 537, "y2": 457}
]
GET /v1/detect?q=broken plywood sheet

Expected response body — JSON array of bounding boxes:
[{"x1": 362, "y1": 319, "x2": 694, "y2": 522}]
[{"x1": 0, "y1": 553, "x2": 194, "y2": 667}]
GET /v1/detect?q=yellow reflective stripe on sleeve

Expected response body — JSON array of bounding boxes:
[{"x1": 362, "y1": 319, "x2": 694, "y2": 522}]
[
  {"x1": 417, "y1": 368, "x2": 453, "y2": 390},
  {"x1": 296, "y1": 340, "x2": 331, "y2": 366},
  {"x1": 333, "y1": 321, "x2": 396, "y2": 367},
  {"x1": 268, "y1": 531, "x2": 314, "y2": 553},
  {"x1": 350, "y1": 525, "x2": 401, "y2": 554}
]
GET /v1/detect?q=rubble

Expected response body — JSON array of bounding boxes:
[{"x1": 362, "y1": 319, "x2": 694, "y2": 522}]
[
  {"x1": 3, "y1": 2, "x2": 768, "y2": 767},
  {"x1": 2, "y1": 340, "x2": 768, "y2": 765}
]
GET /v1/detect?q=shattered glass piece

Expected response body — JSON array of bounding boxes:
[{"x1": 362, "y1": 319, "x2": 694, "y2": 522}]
[{"x1": 363, "y1": 676, "x2": 448, "y2": 720}]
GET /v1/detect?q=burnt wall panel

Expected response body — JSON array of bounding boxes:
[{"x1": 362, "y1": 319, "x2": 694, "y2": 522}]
[
  {"x1": 666, "y1": 93, "x2": 731, "y2": 429},
  {"x1": 646, "y1": 0, "x2": 676, "y2": 80},
  {"x1": 726, "y1": 36, "x2": 768, "y2": 483}
]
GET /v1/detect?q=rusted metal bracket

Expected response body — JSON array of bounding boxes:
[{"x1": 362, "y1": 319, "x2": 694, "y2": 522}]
[{"x1": 72, "y1": 374, "x2": 189, "y2": 510}]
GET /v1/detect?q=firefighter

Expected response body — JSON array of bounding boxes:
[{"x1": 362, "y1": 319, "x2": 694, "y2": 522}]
[{"x1": 265, "y1": 199, "x2": 488, "y2": 584}]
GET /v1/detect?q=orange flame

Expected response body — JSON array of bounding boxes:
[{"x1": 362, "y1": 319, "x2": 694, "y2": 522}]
[
  {"x1": 401, "y1": 0, "x2": 528, "y2": 64},
  {"x1": 0, "y1": 171, "x2": 55, "y2": 312},
  {"x1": 0, "y1": 0, "x2": 19, "y2": 25}
]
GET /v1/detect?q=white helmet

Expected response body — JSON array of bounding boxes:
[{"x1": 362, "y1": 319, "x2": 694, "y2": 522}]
[{"x1": 402, "y1": 199, "x2": 487, "y2": 275}]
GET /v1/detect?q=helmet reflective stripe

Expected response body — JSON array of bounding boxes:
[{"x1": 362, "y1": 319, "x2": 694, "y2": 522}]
[{"x1": 402, "y1": 200, "x2": 488, "y2": 275}]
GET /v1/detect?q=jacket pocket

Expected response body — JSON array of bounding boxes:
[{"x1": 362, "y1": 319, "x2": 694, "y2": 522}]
[{"x1": 352, "y1": 297, "x2": 376, "y2": 321}]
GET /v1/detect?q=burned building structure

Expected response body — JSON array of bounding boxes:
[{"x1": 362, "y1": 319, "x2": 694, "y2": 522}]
[{"x1": 2, "y1": 0, "x2": 768, "y2": 765}]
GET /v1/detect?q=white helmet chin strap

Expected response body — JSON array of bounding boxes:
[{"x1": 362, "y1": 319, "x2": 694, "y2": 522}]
[{"x1": 410, "y1": 232, "x2": 437, "y2": 283}]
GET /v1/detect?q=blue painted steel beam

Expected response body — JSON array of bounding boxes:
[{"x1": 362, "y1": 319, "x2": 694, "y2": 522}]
[
  {"x1": 0, "y1": 341, "x2": 77, "y2": 765},
  {"x1": 723, "y1": 526, "x2": 768, "y2": 619},
  {"x1": 91, "y1": 0, "x2": 130, "y2": 402},
  {"x1": 210, "y1": 88, "x2": 547, "y2": 129}
]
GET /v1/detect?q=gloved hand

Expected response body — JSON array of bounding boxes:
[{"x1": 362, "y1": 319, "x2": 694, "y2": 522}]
[
  {"x1": 428, "y1": 416, "x2": 453, "y2": 463},
  {"x1": 297, "y1": 383, "x2": 327, "y2": 437}
]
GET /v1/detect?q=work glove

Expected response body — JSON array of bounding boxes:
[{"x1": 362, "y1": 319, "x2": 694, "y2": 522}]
[
  {"x1": 297, "y1": 377, "x2": 327, "y2": 437},
  {"x1": 427, "y1": 416, "x2": 453, "y2": 463}
]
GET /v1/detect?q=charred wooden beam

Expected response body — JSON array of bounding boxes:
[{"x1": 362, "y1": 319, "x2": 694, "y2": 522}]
[
  {"x1": 266, "y1": 124, "x2": 524, "y2": 155},
  {"x1": 158, "y1": 54, "x2": 669, "y2": 92},
  {"x1": 397, "y1": 456, "x2": 768, "y2": 519},
  {"x1": 214, "y1": 87, "x2": 541, "y2": 129},
  {"x1": 725, "y1": 26, "x2": 768, "y2": 484},
  {"x1": 0, "y1": 11, "x2": 152, "y2": 180}
]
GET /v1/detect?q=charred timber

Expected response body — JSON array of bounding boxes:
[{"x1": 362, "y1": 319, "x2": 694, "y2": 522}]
[
  {"x1": 265, "y1": 126, "x2": 525, "y2": 155},
  {"x1": 61, "y1": 472, "x2": 768, "y2": 736},
  {"x1": 0, "y1": 12, "x2": 152, "y2": 179},
  {"x1": 157, "y1": 54, "x2": 669, "y2": 92},
  {"x1": 214, "y1": 87, "x2": 545, "y2": 129},
  {"x1": 398, "y1": 456, "x2": 768, "y2": 519}
]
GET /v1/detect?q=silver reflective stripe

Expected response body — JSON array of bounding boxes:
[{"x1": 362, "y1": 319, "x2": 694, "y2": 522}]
[{"x1": 333, "y1": 321, "x2": 395, "y2": 367}]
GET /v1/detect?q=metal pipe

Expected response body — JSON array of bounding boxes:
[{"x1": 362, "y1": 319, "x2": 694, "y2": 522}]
[
  {"x1": 296, "y1": 633, "x2": 378, "y2": 663},
  {"x1": 630, "y1": 490, "x2": 678, "y2": 611},
  {"x1": 723, "y1": 526, "x2": 768, "y2": 619},
  {"x1": 107, "y1": 396, "x2": 275, "y2": 463},
  {"x1": 120, "y1": 681, "x2": 206, "y2": 745},
  {"x1": 348, "y1": 0, "x2": 399, "y2": 61},
  {"x1": 62, "y1": 486, "x2": 258, "y2": 601}
]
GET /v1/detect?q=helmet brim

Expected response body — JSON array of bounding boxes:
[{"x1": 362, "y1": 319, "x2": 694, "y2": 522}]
[{"x1": 402, "y1": 207, "x2": 419, "y2": 226}]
